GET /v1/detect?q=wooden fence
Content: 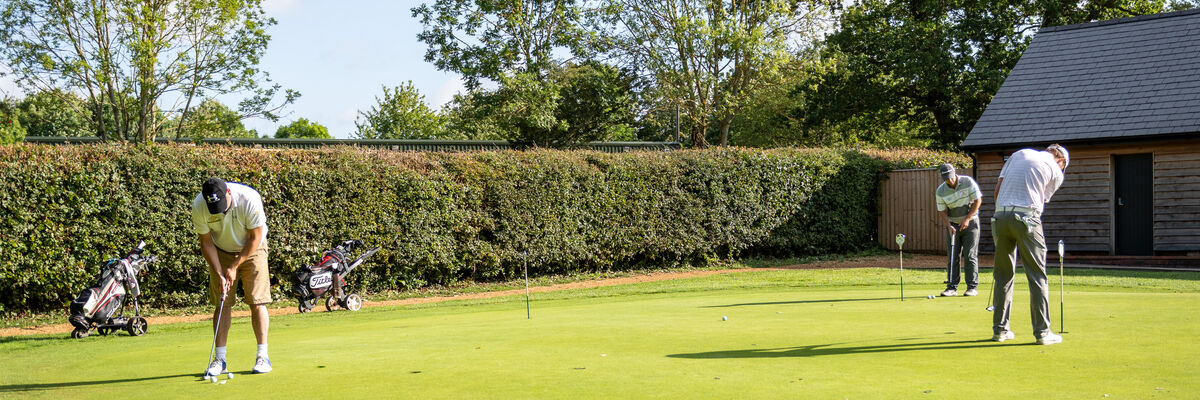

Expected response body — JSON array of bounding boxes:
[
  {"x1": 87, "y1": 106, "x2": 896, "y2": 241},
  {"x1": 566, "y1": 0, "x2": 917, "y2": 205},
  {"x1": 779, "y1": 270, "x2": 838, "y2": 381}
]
[{"x1": 878, "y1": 168, "x2": 953, "y2": 254}]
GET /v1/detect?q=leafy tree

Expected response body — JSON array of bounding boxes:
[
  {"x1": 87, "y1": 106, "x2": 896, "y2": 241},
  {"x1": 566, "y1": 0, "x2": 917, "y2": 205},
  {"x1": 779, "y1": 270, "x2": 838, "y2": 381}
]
[
  {"x1": 15, "y1": 89, "x2": 93, "y2": 137},
  {"x1": 0, "y1": 0, "x2": 296, "y2": 142},
  {"x1": 0, "y1": 98, "x2": 26, "y2": 144},
  {"x1": 354, "y1": 82, "x2": 445, "y2": 139},
  {"x1": 806, "y1": 0, "x2": 1198, "y2": 150},
  {"x1": 275, "y1": 118, "x2": 331, "y2": 139},
  {"x1": 165, "y1": 98, "x2": 254, "y2": 139},
  {"x1": 442, "y1": 62, "x2": 638, "y2": 148},
  {"x1": 412, "y1": 0, "x2": 586, "y2": 89},
  {"x1": 594, "y1": 0, "x2": 830, "y2": 147}
]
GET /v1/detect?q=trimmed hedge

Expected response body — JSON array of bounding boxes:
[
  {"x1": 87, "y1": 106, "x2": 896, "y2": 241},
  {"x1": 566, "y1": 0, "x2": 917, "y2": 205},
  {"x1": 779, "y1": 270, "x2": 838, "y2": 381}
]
[{"x1": 0, "y1": 144, "x2": 967, "y2": 314}]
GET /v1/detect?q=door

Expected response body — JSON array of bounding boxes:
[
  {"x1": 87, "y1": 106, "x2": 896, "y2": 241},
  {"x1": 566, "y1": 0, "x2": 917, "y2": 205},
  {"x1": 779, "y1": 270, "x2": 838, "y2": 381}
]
[{"x1": 1114, "y1": 153, "x2": 1153, "y2": 255}]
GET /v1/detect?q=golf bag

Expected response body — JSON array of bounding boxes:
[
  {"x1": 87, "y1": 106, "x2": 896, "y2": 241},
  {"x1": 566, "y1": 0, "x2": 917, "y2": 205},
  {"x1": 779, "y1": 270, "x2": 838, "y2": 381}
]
[
  {"x1": 292, "y1": 240, "x2": 380, "y2": 313},
  {"x1": 68, "y1": 240, "x2": 157, "y2": 339}
]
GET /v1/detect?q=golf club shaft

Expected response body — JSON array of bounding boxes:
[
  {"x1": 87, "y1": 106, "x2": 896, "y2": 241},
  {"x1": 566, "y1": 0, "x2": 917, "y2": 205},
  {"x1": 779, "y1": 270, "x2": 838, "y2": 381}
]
[
  {"x1": 207, "y1": 293, "x2": 227, "y2": 368},
  {"x1": 948, "y1": 230, "x2": 955, "y2": 289}
]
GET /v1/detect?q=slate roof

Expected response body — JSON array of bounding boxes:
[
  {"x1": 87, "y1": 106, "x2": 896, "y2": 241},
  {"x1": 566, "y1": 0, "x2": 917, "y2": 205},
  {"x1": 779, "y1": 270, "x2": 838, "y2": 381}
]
[{"x1": 962, "y1": 9, "x2": 1200, "y2": 150}]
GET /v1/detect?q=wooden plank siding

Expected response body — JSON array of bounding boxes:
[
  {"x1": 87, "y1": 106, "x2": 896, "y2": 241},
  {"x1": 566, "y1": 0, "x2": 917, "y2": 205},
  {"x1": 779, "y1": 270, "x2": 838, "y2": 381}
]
[
  {"x1": 877, "y1": 168, "x2": 955, "y2": 253},
  {"x1": 971, "y1": 137, "x2": 1200, "y2": 255}
]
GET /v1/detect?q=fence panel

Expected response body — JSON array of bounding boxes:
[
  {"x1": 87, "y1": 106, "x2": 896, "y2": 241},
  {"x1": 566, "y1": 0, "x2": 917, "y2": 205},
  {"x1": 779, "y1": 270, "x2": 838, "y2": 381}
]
[{"x1": 878, "y1": 168, "x2": 953, "y2": 253}]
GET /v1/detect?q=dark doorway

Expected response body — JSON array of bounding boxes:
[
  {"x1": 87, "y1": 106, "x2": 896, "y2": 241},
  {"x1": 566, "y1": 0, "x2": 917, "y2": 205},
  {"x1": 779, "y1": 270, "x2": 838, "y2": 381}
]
[{"x1": 1114, "y1": 154, "x2": 1153, "y2": 255}]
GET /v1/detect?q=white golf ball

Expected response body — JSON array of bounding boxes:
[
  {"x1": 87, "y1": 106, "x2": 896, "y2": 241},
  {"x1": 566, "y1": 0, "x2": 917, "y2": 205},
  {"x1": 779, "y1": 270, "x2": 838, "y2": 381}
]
[
  {"x1": 211, "y1": 376, "x2": 218, "y2": 383},
  {"x1": 227, "y1": 372, "x2": 234, "y2": 379},
  {"x1": 722, "y1": 316, "x2": 728, "y2": 321},
  {"x1": 927, "y1": 295, "x2": 935, "y2": 299}
]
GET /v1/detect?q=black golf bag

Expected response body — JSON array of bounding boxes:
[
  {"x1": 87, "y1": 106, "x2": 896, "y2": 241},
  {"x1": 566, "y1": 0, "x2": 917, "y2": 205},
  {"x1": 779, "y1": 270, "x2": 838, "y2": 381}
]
[
  {"x1": 69, "y1": 240, "x2": 157, "y2": 339},
  {"x1": 292, "y1": 240, "x2": 380, "y2": 313}
]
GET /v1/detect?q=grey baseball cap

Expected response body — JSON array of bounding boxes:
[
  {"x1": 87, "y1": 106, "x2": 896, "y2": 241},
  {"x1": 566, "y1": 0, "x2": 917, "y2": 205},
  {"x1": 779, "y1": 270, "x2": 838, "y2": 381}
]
[{"x1": 938, "y1": 164, "x2": 956, "y2": 180}]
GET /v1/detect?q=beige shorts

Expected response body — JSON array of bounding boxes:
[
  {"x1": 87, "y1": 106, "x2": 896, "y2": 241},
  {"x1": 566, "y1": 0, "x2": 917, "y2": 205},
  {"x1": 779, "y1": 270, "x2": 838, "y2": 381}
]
[{"x1": 208, "y1": 246, "x2": 272, "y2": 306}]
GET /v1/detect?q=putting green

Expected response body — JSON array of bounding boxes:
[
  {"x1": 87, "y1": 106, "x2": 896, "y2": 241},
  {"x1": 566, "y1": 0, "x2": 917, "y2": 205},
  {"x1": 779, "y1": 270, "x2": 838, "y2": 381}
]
[{"x1": 2, "y1": 268, "x2": 1198, "y2": 399}]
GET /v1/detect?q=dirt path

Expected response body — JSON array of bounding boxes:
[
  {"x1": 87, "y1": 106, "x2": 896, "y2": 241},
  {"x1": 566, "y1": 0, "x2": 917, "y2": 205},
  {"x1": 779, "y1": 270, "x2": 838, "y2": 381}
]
[{"x1": 1, "y1": 254, "x2": 964, "y2": 338}]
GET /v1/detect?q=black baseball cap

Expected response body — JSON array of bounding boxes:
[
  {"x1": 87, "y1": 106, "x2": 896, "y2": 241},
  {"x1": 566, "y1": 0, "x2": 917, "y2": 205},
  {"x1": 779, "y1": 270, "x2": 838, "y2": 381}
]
[
  {"x1": 938, "y1": 164, "x2": 956, "y2": 180},
  {"x1": 202, "y1": 178, "x2": 229, "y2": 214}
]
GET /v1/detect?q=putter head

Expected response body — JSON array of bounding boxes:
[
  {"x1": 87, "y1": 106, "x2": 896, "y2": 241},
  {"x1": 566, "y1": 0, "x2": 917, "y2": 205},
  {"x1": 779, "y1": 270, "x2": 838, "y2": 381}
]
[
  {"x1": 986, "y1": 305, "x2": 995, "y2": 312},
  {"x1": 1057, "y1": 240, "x2": 1064, "y2": 258},
  {"x1": 895, "y1": 233, "x2": 906, "y2": 247}
]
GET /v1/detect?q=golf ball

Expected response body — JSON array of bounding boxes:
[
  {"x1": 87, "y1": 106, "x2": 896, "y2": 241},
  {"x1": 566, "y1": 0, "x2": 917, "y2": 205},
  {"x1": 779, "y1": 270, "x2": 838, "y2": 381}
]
[
  {"x1": 927, "y1": 295, "x2": 935, "y2": 299},
  {"x1": 228, "y1": 372, "x2": 234, "y2": 379},
  {"x1": 722, "y1": 316, "x2": 728, "y2": 321},
  {"x1": 211, "y1": 376, "x2": 218, "y2": 383}
]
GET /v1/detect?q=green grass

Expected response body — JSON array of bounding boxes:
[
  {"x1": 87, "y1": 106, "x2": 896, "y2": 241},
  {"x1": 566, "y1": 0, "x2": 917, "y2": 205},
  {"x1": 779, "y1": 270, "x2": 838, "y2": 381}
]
[{"x1": 3, "y1": 267, "x2": 1199, "y2": 399}]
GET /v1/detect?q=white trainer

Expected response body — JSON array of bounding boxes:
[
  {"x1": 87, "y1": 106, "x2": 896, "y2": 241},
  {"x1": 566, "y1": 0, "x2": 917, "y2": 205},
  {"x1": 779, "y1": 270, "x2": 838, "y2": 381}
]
[
  {"x1": 253, "y1": 356, "x2": 273, "y2": 374},
  {"x1": 940, "y1": 288, "x2": 957, "y2": 297},
  {"x1": 964, "y1": 288, "x2": 979, "y2": 296},
  {"x1": 1037, "y1": 332, "x2": 1063, "y2": 345},
  {"x1": 205, "y1": 358, "x2": 227, "y2": 377},
  {"x1": 992, "y1": 331, "x2": 1015, "y2": 342}
]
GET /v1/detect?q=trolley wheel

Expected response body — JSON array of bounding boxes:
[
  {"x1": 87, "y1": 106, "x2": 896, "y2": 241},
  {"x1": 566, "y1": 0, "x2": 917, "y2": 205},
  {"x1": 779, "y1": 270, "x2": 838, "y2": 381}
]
[
  {"x1": 97, "y1": 327, "x2": 112, "y2": 336},
  {"x1": 72, "y1": 328, "x2": 89, "y2": 339},
  {"x1": 345, "y1": 294, "x2": 363, "y2": 311},
  {"x1": 298, "y1": 300, "x2": 313, "y2": 313},
  {"x1": 127, "y1": 317, "x2": 148, "y2": 336},
  {"x1": 325, "y1": 296, "x2": 341, "y2": 312}
]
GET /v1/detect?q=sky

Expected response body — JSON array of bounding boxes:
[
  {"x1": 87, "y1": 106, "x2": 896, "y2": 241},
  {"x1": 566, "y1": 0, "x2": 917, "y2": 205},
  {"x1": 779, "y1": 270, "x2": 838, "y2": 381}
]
[
  {"x1": 0, "y1": 0, "x2": 467, "y2": 139},
  {"x1": 245, "y1": 0, "x2": 465, "y2": 138}
]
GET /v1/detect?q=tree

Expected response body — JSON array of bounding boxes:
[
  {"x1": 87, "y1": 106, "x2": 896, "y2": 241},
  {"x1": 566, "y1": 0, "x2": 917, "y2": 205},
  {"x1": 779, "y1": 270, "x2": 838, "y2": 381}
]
[
  {"x1": 441, "y1": 62, "x2": 638, "y2": 148},
  {"x1": 0, "y1": 98, "x2": 26, "y2": 144},
  {"x1": 806, "y1": 0, "x2": 1198, "y2": 150},
  {"x1": 354, "y1": 82, "x2": 445, "y2": 139},
  {"x1": 275, "y1": 118, "x2": 331, "y2": 139},
  {"x1": 412, "y1": 0, "x2": 587, "y2": 89},
  {"x1": 596, "y1": 0, "x2": 831, "y2": 147},
  {"x1": 0, "y1": 0, "x2": 296, "y2": 142},
  {"x1": 15, "y1": 89, "x2": 93, "y2": 137},
  {"x1": 165, "y1": 98, "x2": 254, "y2": 139}
]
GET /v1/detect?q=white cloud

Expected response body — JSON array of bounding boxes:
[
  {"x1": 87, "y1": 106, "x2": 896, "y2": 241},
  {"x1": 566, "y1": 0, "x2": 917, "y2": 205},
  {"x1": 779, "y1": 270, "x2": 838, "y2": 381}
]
[{"x1": 430, "y1": 76, "x2": 465, "y2": 108}]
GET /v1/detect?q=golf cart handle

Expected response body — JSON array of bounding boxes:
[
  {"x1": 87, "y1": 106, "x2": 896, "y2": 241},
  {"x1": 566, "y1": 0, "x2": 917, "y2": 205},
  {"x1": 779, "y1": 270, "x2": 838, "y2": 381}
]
[
  {"x1": 127, "y1": 240, "x2": 147, "y2": 257},
  {"x1": 344, "y1": 246, "x2": 381, "y2": 274}
]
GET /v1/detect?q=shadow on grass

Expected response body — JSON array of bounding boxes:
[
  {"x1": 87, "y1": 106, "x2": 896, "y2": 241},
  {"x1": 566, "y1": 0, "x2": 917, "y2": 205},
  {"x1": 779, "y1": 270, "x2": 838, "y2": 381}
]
[
  {"x1": 703, "y1": 297, "x2": 895, "y2": 308},
  {"x1": 0, "y1": 372, "x2": 208, "y2": 392},
  {"x1": 667, "y1": 338, "x2": 1021, "y2": 359}
]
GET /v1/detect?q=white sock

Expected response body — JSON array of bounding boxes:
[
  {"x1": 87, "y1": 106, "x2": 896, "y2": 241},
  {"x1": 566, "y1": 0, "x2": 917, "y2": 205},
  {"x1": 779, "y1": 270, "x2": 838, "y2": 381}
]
[
  {"x1": 215, "y1": 346, "x2": 227, "y2": 361},
  {"x1": 257, "y1": 344, "x2": 268, "y2": 358}
]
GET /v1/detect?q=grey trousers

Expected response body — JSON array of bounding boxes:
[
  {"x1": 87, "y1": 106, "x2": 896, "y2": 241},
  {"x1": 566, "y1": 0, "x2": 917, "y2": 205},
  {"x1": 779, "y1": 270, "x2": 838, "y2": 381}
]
[
  {"x1": 991, "y1": 210, "x2": 1052, "y2": 338},
  {"x1": 945, "y1": 217, "x2": 980, "y2": 290}
]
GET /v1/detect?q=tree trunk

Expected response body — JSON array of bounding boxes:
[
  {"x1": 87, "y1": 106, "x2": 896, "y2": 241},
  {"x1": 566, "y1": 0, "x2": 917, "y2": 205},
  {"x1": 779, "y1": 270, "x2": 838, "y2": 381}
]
[{"x1": 719, "y1": 114, "x2": 734, "y2": 147}]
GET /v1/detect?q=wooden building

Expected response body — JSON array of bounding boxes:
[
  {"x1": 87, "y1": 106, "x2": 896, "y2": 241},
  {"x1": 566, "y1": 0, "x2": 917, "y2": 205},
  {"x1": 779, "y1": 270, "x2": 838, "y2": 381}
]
[{"x1": 962, "y1": 10, "x2": 1200, "y2": 261}]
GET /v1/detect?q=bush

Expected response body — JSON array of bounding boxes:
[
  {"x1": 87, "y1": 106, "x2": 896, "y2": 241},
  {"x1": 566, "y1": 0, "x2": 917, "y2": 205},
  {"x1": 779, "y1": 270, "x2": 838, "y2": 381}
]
[{"x1": 0, "y1": 144, "x2": 961, "y2": 314}]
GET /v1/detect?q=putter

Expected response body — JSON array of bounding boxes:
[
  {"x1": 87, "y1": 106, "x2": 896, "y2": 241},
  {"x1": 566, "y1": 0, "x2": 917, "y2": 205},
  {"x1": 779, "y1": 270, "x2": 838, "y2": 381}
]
[
  {"x1": 945, "y1": 230, "x2": 955, "y2": 296},
  {"x1": 1058, "y1": 239, "x2": 1065, "y2": 333},
  {"x1": 205, "y1": 292, "x2": 228, "y2": 378},
  {"x1": 523, "y1": 251, "x2": 531, "y2": 319},
  {"x1": 896, "y1": 234, "x2": 906, "y2": 301},
  {"x1": 984, "y1": 273, "x2": 995, "y2": 311}
]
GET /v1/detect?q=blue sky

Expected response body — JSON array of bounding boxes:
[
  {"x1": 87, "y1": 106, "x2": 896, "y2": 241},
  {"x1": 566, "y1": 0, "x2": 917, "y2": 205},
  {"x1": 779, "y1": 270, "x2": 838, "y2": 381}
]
[
  {"x1": 245, "y1": 0, "x2": 465, "y2": 138},
  {"x1": 0, "y1": 0, "x2": 466, "y2": 139}
]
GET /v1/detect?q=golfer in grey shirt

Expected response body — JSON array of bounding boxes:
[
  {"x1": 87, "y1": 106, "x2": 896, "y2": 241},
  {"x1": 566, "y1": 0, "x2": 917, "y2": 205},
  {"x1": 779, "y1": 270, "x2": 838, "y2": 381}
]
[{"x1": 990, "y1": 144, "x2": 1069, "y2": 345}]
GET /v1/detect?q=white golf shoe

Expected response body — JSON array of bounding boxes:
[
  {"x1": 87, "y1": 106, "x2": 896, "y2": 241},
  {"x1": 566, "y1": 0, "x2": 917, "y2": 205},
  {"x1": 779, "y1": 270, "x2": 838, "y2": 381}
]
[
  {"x1": 1037, "y1": 332, "x2": 1063, "y2": 345},
  {"x1": 992, "y1": 331, "x2": 1015, "y2": 342},
  {"x1": 253, "y1": 356, "x2": 273, "y2": 374},
  {"x1": 205, "y1": 358, "x2": 227, "y2": 377},
  {"x1": 964, "y1": 288, "x2": 979, "y2": 296},
  {"x1": 940, "y1": 288, "x2": 957, "y2": 297}
]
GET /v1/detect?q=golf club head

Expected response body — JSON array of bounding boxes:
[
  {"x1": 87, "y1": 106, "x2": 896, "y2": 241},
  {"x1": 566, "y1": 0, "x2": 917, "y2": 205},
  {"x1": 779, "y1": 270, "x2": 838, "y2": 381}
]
[
  {"x1": 1057, "y1": 240, "x2": 1064, "y2": 258},
  {"x1": 895, "y1": 233, "x2": 906, "y2": 247},
  {"x1": 986, "y1": 305, "x2": 995, "y2": 312}
]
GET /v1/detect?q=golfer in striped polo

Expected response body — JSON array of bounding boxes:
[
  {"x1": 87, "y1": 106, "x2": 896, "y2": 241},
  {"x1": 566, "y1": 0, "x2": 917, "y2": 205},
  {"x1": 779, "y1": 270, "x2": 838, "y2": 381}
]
[
  {"x1": 935, "y1": 164, "x2": 982, "y2": 297},
  {"x1": 990, "y1": 144, "x2": 1069, "y2": 345}
]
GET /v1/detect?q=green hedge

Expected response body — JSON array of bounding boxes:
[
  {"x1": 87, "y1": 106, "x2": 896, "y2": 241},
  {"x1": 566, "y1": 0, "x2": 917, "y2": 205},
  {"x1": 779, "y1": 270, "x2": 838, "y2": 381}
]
[{"x1": 0, "y1": 144, "x2": 966, "y2": 314}]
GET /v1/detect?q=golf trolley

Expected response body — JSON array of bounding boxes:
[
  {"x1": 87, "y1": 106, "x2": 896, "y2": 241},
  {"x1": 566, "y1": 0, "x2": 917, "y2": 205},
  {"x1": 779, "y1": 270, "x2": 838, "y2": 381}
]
[
  {"x1": 68, "y1": 240, "x2": 157, "y2": 339},
  {"x1": 292, "y1": 240, "x2": 380, "y2": 313}
]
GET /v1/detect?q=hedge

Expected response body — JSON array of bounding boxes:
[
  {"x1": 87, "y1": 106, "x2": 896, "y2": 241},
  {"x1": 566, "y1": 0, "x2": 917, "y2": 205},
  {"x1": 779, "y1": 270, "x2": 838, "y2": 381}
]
[{"x1": 0, "y1": 144, "x2": 967, "y2": 314}]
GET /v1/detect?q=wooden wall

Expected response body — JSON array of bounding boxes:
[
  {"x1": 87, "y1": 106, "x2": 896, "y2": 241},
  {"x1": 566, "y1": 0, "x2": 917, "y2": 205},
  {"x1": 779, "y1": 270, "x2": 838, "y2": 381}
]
[
  {"x1": 877, "y1": 168, "x2": 952, "y2": 253},
  {"x1": 972, "y1": 137, "x2": 1200, "y2": 255}
]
